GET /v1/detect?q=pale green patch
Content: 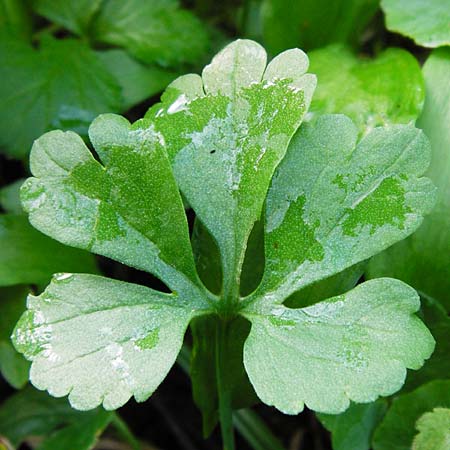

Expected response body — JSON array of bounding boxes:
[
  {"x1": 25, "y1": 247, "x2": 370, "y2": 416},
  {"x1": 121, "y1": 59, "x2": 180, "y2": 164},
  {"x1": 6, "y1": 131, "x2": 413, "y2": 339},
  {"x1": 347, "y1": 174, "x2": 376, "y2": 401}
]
[
  {"x1": 243, "y1": 279, "x2": 434, "y2": 415},
  {"x1": 413, "y1": 408, "x2": 450, "y2": 450},
  {"x1": 381, "y1": 0, "x2": 450, "y2": 47},
  {"x1": 13, "y1": 274, "x2": 208, "y2": 410}
]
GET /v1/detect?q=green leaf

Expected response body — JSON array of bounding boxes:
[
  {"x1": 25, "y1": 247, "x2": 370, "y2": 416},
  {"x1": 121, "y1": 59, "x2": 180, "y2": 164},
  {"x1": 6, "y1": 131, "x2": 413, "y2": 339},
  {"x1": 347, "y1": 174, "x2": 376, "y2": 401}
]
[
  {"x1": 249, "y1": 114, "x2": 435, "y2": 302},
  {"x1": 308, "y1": 45, "x2": 425, "y2": 134},
  {"x1": 190, "y1": 315, "x2": 257, "y2": 436},
  {"x1": 261, "y1": 0, "x2": 379, "y2": 53},
  {"x1": 0, "y1": 286, "x2": 29, "y2": 388},
  {"x1": 381, "y1": 0, "x2": 450, "y2": 47},
  {"x1": 0, "y1": 34, "x2": 121, "y2": 158},
  {"x1": 0, "y1": 214, "x2": 97, "y2": 286},
  {"x1": 32, "y1": 0, "x2": 103, "y2": 36},
  {"x1": 148, "y1": 40, "x2": 315, "y2": 304},
  {"x1": 373, "y1": 381, "x2": 450, "y2": 450},
  {"x1": 0, "y1": 0, "x2": 32, "y2": 38},
  {"x1": 0, "y1": 386, "x2": 112, "y2": 448},
  {"x1": 318, "y1": 400, "x2": 387, "y2": 450},
  {"x1": 13, "y1": 274, "x2": 208, "y2": 410},
  {"x1": 243, "y1": 279, "x2": 434, "y2": 414},
  {"x1": 21, "y1": 115, "x2": 199, "y2": 292},
  {"x1": 367, "y1": 48, "x2": 450, "y2": 310},
  {"x1": 92, "y1": 0, "x2": 210, "y2": 67},
  {"x1": 0, "y1": 179, "x2": 24, "y2": 214},
  {"x1": 413, "y1": 408, "x2": 450, "y2": 450},
  {"x1": 97, "y1": 49, "x2": 178, "y2": 110}
]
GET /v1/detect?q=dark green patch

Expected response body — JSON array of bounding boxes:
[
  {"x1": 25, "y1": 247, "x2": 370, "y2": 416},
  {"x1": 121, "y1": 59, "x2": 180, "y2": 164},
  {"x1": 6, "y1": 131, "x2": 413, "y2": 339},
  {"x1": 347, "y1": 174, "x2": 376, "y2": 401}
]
[
  {"x1": 268, "y1": 316, "x2": 297, "y2": 327},
  {"x1": 343, "y1": 177, "x2": 411, "y2": 237}
]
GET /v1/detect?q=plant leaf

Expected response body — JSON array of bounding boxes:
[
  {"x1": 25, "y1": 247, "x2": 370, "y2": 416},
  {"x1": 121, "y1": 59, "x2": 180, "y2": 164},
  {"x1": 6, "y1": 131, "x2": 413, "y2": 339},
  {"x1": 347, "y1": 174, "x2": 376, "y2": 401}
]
[
  {"x1": 367, "y1": 48, "x2": 450, "y2": 310},
  {"x1": 91, "y1": 0, "x2": 210, "y2": 67},
  {"x1": 20, "y1": 115, "x2": 198, "y2": 292},
  {"x1": 308, "y1": 45, "x2": 424, "y2": 134},
  {"x1": 0, "y1": 179, "x2": 24, "y2": 214},
  {"x1": 381, "y1": 0, "x2": 450, "y2": 47},
  {"x1": 412, "y1": 408, "x2": 450, "y2": 450},
  {"x1": 0, "y1": 214, "x2": 97, "y2": 286},
  {"x1": 148, "y1": 40, "x2": 315, "y2": 300},
  {"x1": 261, "y1": 0, "x2": 379, "y2": 53},
  {"x1": 318, "y1": 399, "x2": 387, "y2": 450},
  {"x1": 372, "y1": 380, "x2": 450, "y2": 450},
  {"x1": 97, "y1": 49, "x2": 178, "y2": 110},
  {"x1": 32, "y1": 0, "x2": 102, "y2": 36},
  {"x1": 243, "y1": 278, "x2": 434, "y2": 414},
  {"x1": 12, "y1": 274, "x2": 208, "y2": 410},
  {"x1": 0, "y1": 0, "x2": 32, "y2": 38},
  {"x1": 249, "y1": 114, "x2": 435, "y2": 304},
  {"x1": 0, "y1": 34, "x2": 121, "y2": 158},
  {"x1": 0, "y1": 386, "x2": 112, "y2": 448},
  {"x1": 0, "y1": 286, "x2": 29, "y2": 388}
]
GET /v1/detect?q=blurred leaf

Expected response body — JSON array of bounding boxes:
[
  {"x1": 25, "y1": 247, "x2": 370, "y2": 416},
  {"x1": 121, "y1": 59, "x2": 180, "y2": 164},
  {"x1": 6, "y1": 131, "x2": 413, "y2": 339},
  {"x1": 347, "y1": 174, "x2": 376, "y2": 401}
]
[
  {"x1": 412, "y1": 408, "x2": 450, "y2": 450},
  {"x1": 0, "y1": 0, "x2": 31, "y2": 38},
  {"x1": 0, "y1": 214, "x2": 98, "y2": 286},
  {"x1": 32, "y1": 0, "x2": 102, "y2": 36},
  {"x1": 0, "y1": 387, "x2": 112, "y2": 448},
  {"x1": 98, "y1": 49, "x2": 178, "y2": 110},
  {"x1": 261, "y1": 0, "x2": 379, "y2": 54},
  {"x1": 372, "y1": 381, "x2": 450, "y2": 450},
  {"x1": 0, "y1": 34, "x2": 121, "y2": 157},
  {"x1": 0, "y1": 286, "x2": 29, "y2": 388},
  {"x1": 367, "y1": 48, "x2": 450, "y2": 310},
  {"x1": 92, "y1": 0, "x2": 210, "y2": 67},
  {"x1": 381, "y1": 0, "x2": 450, "y2": 47},
  {"x1": 0, "y1": 179, "x2": 24, "y2": 214},
  {"x1": 318, "y1": 399, "x2": 387, "y2": 450},
  {"x1": 308, "y1": 45, "x2": 424, "y2": 134}
]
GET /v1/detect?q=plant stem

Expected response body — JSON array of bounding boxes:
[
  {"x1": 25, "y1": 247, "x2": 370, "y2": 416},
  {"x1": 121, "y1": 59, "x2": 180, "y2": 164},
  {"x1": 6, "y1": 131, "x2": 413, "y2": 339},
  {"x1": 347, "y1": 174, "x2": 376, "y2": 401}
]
[
  {"x1": 216, "y1": 320, "x2": 235, "y2": 450},
  {"x1": 111, "y1": 414, "x2": 141, "y2": 450}
]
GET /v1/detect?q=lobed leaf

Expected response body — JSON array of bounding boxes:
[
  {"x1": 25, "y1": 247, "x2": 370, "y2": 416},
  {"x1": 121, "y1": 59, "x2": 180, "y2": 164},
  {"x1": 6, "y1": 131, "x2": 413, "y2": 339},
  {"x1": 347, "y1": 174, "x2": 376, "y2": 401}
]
[
  {"x1": 12, "y1": 274, "x2": 209, "y2": 410},
  {"x1": 21, "y1": 116, "x2": 198, "y2": 292},
  {"x1": 243, "y1": 279, "x2": 434, "y2": 414},
  {"x1": 412, "y1": 408, "x2": 450, "y2": 450},
  {"x1": 249, "y1": 114, "x2": 435, "y2": 304}
]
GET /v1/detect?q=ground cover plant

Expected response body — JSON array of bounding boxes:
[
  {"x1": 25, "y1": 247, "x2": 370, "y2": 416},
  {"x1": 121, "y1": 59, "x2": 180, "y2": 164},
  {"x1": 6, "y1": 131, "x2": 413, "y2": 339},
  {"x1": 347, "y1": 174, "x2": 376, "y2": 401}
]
[{"x1": 0, "y1": 1, "x2": 449, "y2": 450}]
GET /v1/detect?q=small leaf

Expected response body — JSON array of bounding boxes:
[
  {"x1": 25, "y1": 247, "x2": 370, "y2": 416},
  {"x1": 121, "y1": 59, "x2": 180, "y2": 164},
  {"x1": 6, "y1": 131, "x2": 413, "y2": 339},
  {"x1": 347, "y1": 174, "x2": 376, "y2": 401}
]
[
  {"x1": 0, "y1": 34, "x2": 121, "y2": 158},
  {"x1": 250, "y1": 114, "x2": 435, "y2": 303},
  {"x1": 412, "y1": 408, "x2": 450, "y2": 450},
  {"x1": 261, "y1": 0, "x2": 379, "y2": 53},
  {"x1": 318, "y1": 399, "x2": 387, "y2": 450},
  {"x1": 243, "y1": 279, "x2": 434, "y2": 414},
  {"x1": 373, "y1": 380, "x2": 450, "y2": 450},
  {"x1": 367, "y1": 48, "x2": 450, "y2": 310},
  {"x1": 381, "y1": 0, "x2": 450, "y2": 47},
  {"x1": 91, "y1": 0, "x2": 210, "y2": 67},
  {"x1": 308, "y1": 45, "x2": 425, "y2": 133},
  {"x1": 0, "y1": 386, "x2": 112, "y2": 448},
  {"x1": 12, "y1": 274, "x2": 208, "y2": 410},
  {"x1": 32, "y1": 0, "x2": 103, "y2": 36},
  {"x1": 0, "y1": 214, "x2": 97, "y2": 286}
]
